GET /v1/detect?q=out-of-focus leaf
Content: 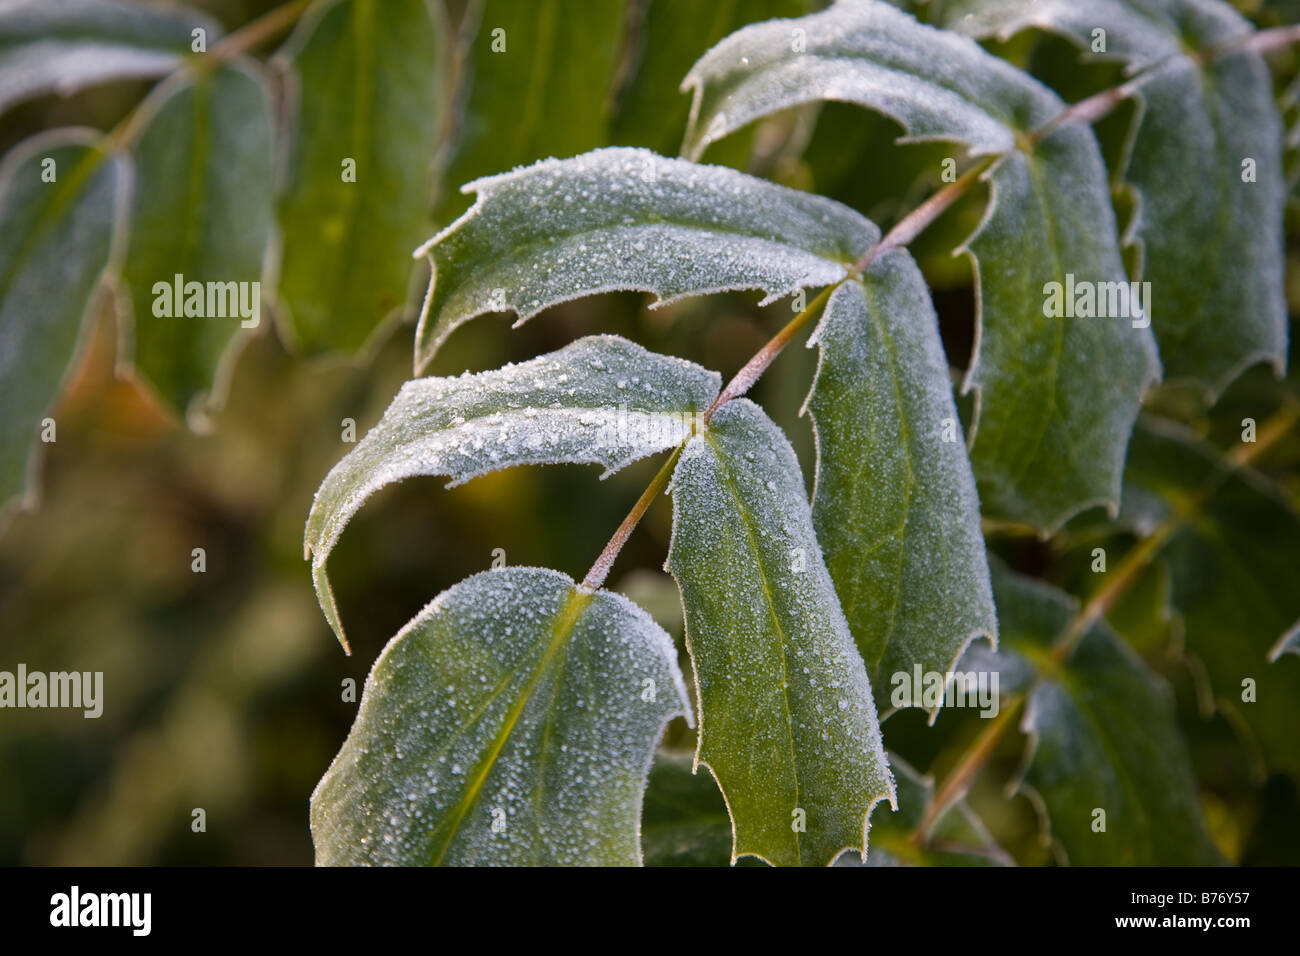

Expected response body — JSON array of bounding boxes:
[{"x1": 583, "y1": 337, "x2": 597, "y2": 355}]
[
  {"x1": 440, "y1": 0, "x2": 625, "y2": 220},
  {"x1": 666, "y1": 398, "x2": 895, "y2": 867},
  {"x1": 1118, "y1": 420, "x2": 1300, "y2": 779},
  {"x1": 415, "y1": 146, "x2": 876, "y2": 370},
  {"x1": 951, "y1": 0, "x2": 1287, "y2": 396},
  {"x1": 806, "y1": 258, "x2": 995, "y2": 709},
  {"x1": 311, "y1": 567, "x2": 691, "y2": 865},
  {"x1": 120, "y1": 61, "x2": 273, "y2": 417},
  {"x1": 305, "y1": 335, "x2": 720, "y2": 648},
  {"x1": 274, "y1": 0, "x2": 441, "y2": 353},
  {"x1": 989, "y1": 563, "x2": 1222, "y2": 865},
  {"x1": 681, "y1": 0, "x2": 1160, "y2": 530},
  {"x1": 0, "y1": 131, "x2": 125, "y2": 518},
  {"x1": 839, "y1": 753, "x2": 1011, "y2": 866},
  {"x1": 0, "y1": 0, "x2": 216, "y2": 117},
  {"x1": 610, "y1": 0, "x2": 801, "y2": 157}
]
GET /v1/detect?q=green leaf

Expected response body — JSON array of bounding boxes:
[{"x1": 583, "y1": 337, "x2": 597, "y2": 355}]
[
  {"x1": 439, "y1": 0, "x2": 626, "y2": 220},
  {"x1": 838, "y1": 753, "x2": 1010, "y2": 866},
  {"x1": 984, "y1": 562, "x2": 1222, "y2": 865},
  {"x1": 950, "y1": 0, "x2": 1287, "y2": 396},
  {"x1": 1118, "y1": 419, "x2": 1300, "y2": 779},
  {"x1": 415, "y1": 146, "x2": 877, "y2": 370},
  {"x1": 806, "y1": 259, "x2": 995, "y2": 708},
  {"x1": 0, "y1": 131, "x2": 125, "y2": 518},
  {"x1": 609, "y1": 0, "x2": 801, "y2": 157},
  {"x1": 120, "y1": 61, "x2": 274, "y2": 417},
  {"x1": 666, "y1": 398, "x2": 895, "y2": 866},
  {"x1": 0, "y1": 0, "x2": 217, "y2": 117},
  {"x1": 681, "y1": 0, "x2": 1160, "y2": 530},
  {"x1": 311, "y1": 566, "x2": 691, "y2": 865},
  {"x1": 305, "y1": 334, "x2": 720, "y2": 648},
  {"x1": 274, "y1": 0, "x2": 442, "y2": 353}
]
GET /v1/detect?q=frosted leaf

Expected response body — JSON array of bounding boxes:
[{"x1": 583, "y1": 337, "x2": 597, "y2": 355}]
[
  {"x1": 682, "y1": 0, "x2": 1161, "y2": 530},
  {"x1": 973, "y1": 563, "x2": 1221, "y2": 865},
  {"x1": 311, "y1": 567, "x2": 691, "y2": 865},
  {"x1": 0, "y1": 131, "x2": 124, "y2": 521},
  {"x1": 413, "y1": 146, "x2": 878, "y2": 370},
  {"x1": 666, "y1": 399, "x2": 895, "y2": 867},
  {"x1": 805, "y1": 262, "x2": 995, "y2": 714},
  {"x1": 0, "y1": 0, "x2": 218, "y2": 117},
  {"x1": 305, "y1": 335, "x2": 720, "y2": 648},
  {"x1": 949, "y1": 0, "x2": 1287, "y2": 397}
]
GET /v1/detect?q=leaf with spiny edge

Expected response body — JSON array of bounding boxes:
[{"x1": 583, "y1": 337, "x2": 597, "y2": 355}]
[
  {"x1": 978, "y1": 562, "x2": 1222, "y2": 865},
  {"x1": 305, "y1": 335, "x2": 721, "y2": 649},
  {"x1": 0, "y1": 0, "x2": 218, "y2": 117},
  {"x1": 414, "y1": 146, "x2": 878, "y2": 371},
  {"x1": 806, "y1": 258, "x2": 996, "y2": 713},
  {"x1": 948, "y1": 0, "x2": 1287, "y2": 398},
  {"x1": 311, "y1": 567, "x2": 691, "y2": 865},
  {"x1": 0, "y1": 131, "x2": 126, "y2": 521},
  {"x1": 274, "y1": 0, "x2": 442, "y2": 353},
  {"x1": 666, "y1": 398, "x2": 895, "y2": 867},
  {"x1": 120, "y1": 61, "x2": 274, "y2": 420},
  {"x1": 681, "y1": 0, "x2": 1160, "y2": 531}
]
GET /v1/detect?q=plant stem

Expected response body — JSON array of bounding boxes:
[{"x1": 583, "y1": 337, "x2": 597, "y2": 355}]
[
  {"x1": 853, "y1": 156, "x2": 994, "y2": 273},
  {"x1": 913, "y1": 694, "x2": 1025, "y2": 843},
  {"x1": 704, "y1": 282, "x2": 838, "y2": 421},
  {"x1": 580, "y1": 445, "x2": 683, "y2": 591},
  {"x1": 103, "y1": 0, "x2": 313, "y2": 151}
]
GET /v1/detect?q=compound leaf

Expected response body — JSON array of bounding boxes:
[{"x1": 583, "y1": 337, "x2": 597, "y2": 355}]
[
  {"x1": 414, "y1": 146, "x2": 877, "y2": 370},
  {"x1": 120, "y1": 60, "x2": 274, "y2": 417},
  {"x1": 985, "y1": 563, "x2": 1222, "y2": 865},
  {"x1": 311, "y1": 566, "x2": 691, "y2": 865},
  {"x1": 950, "y1": 0, "x2": 1287, "y2": 396},
  {"x1": 0, "y1": 131, "x2": 125, "y2": 519},
  {"x1": 681, "y1": 0, "x2": 1160, "y2": 530},
  {"x1": 806, "y1": 258, "x2": 995, "y2": 709},
  {"x1": 0, "y1": 0, "x2": 216, "y2": 117},
  {"x1": 666, "y1": 398, "x2": 895, "y2": 867},
  {"x1": 305, "y1": 334, "x2": 720, "y2": 648},
  {"x1": 275, "y1": 0, "x2": 442, "y2": 353}
]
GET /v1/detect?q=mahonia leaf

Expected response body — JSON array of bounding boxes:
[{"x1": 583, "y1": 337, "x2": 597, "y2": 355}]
[
  {"x1": 950, "y1": 0, "x2": 1287, "y2": 396},
  {"x1": 1117, "y1": 419, "x2": 1300, "y2": 779},
  {"x1": 414, "y1": 146, "x2": 877, "y2": 371},
  {"x1": 120, "y1": 61, "x2": 273, "y2": 418},
  {"x1": 439, "y1": 0, "x2": 626, "y2": 221},
  {"x1": 666, "y1": 399, "x2": 895, "y2": 866},
  {"x1": 0, "y1": 131, "x2": 126, "y2": 519},
  {"x1": 305, "y1": 335, "x2": 721, "y2": 648},
  {"x1": 979, "y1": 563, "x2": 1222, "y2": 865},
  {"x1": 681, "y1": 0, "x2": 1160, "y2": 530},
  {"x1": 311, "y1": 567, "x2": 691, "y2": 865},
  {"x1": 806, "y1": 257, "x2": 995, "y2": 710},
  {"x1": 274, "y1": 0, "x2": 442, "y2": 353},
  {"x1": 0, "y1": 0, "x2": 217, "y2": 117},
  {"x1": 838, "y1": 753, "x2": 1011, "y2": 866}
]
